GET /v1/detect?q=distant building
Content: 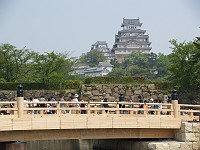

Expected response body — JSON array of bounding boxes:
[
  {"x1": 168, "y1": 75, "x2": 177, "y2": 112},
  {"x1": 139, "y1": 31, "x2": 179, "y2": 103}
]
[
  {"x1": 91, "y1": 41, "x2": 114, "y2": 62},
  {"x1": 112, "y1": 18, "x2": 152, "y2": 63},
  {"x1": 72, "y1": 65, "x2": 89, "y2": 76},
  {"x1": 72, "y1": 62, "x2": 113, "y2": 77}
]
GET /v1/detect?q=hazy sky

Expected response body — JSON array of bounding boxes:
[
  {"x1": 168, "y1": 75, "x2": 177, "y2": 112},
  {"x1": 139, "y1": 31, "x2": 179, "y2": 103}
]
[{"x1": 0, "y1": 0, "x2": 199, "y2": 57}]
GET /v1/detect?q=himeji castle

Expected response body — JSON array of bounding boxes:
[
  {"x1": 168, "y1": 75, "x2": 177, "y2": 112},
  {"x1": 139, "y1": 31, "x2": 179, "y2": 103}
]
[
  {"x1": 112, "y1": 18, "x2": 152, "y2": 63},
  {"x1": 75, "y1": 18, "x2": 152, "y2": 76},
  {"x1": 91, "y1": 18, "x2": 152, "y2": 63}
]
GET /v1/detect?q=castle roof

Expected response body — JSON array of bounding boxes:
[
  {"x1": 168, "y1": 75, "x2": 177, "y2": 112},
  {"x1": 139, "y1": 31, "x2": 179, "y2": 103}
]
[
  {"x1": 119, "y1": 29, "x2": 146, "y2": 33},
  {"x1": 97, "y1": 62, "x2": 113, "y2": 67},
  {"x1": 92, "y1": 41, "x2": 107, "y2": 46},
  {"x1": 121, "y1": 18, "x2": 142, "y2": 27}
]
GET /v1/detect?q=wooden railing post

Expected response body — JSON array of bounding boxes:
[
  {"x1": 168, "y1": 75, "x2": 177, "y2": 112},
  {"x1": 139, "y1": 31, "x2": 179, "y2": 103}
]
[
  {"x1": 57, "y1": 102, "x2": 61, "y2": 115},
  {"x1": 13, "y1": 102, "x2": 18, "y2": 116},
  {"x1": 87, "y1": 101, "x2": 91, "y2": 114},
  {"x1": 94, "y1": 104, "x2": 97, "y2": 114},
  {"x1": 116, "y1": 102, "x2": 119, "y2": 115},
  {"x1": 17, "y1": 97, "x2": 24, "y2": 118},
  {"x1": 172, "y1": 100, "x2": 179, "y2": 118}
]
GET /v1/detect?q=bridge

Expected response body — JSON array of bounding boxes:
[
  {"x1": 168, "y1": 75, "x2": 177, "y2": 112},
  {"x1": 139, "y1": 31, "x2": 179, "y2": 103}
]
[{"x1": 0, "y1": 98, "x2": 199, "y2": 142}]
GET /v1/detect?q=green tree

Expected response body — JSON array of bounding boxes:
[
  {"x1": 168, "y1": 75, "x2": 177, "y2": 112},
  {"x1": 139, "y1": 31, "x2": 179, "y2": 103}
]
[
  {"x1": 191, "y1": 37, "x2": 200, "y2": 88},
  {"x1": 125, "y1": 51, "x2": 149, "y2": 69},
  {"x1": 121, "y1": 51, "x2": 150, "y2": 77},
  {"x1": 168, "y1": 39, "x2": 197, "y2": 91},
  {"x1": 156, "y1": 53, "x2": 170, "y2": 79},
  {"x1": 108, "y1": 51, "x2": 170, "y2": 79},
  {"x1": 110, "y1": 58, "x2": 121, "y2": 68},
  {"x1": 107, "y1": 68, "x2": 126, "y2": 76},
  {"x1": 79, "y1": 49, "x2": 106, "y2": 67},
  {"x1": 148, "y1": 52, "x2": 157, "y2": 69},
  {"x1": 0, "y1": 43, "x2": 36, "y2": 82},
  {"x1": 32, "y1": 51, "x2": 74, "y2": 88}
]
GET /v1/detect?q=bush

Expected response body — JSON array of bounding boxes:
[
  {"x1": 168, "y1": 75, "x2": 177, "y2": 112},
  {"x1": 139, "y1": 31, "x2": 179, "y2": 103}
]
[
  {"x1": 152, "y1": 80, "x2": 173, "y2": 91},
  {"x1": 65, "y1": 80, "x2": 82, "y2": 89}
]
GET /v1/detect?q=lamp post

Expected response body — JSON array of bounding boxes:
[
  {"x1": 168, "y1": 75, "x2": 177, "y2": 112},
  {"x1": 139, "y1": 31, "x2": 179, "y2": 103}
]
[
  {"x1": 171, "y1": 89, "x2": 177, "y2": 100},
  {"x1": 17, "y1": 84, "x2": 23, "y2": 97},
  {"x1": 17, "y1": 84, "x2": 24, "y2": 118}
]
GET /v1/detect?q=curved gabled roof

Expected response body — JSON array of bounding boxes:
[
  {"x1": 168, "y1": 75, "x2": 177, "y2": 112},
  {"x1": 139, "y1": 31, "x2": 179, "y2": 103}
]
[{"x1": 121, "y1": 18, "x2": 142, "y2": 27}]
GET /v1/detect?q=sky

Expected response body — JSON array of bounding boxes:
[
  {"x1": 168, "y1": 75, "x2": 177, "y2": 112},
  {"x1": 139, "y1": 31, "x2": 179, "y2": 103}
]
[{"x1": 0, "y1": 0, "x2": 200, "y2": 58}]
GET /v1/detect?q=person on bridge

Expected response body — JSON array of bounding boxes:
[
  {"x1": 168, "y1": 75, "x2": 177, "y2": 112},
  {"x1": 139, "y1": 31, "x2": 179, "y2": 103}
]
[
  {"x1": 103, "y1": 98, "x2": 109, "y2": 113},
  {"x1": 137, "y1": 95, "x2": 144, "y2": 114},
  {"x1": 59, "y1": 95, "x2": 66, "y2": 114},
  {"x1": 119, "y1": 93, "x2": 125, "y2": 114},
  {"x1": 50, "y1": 96, "x2": 56, "y2": 114},
  {"x1": 71, "y1": 94, "x2": 80, "y2": 114},
  {"x1": 33, "y1": 97, "x2": 40, "y2": 114},
  {"x1": 80, "y1": 100, "x2": 86, "y2": 114}
]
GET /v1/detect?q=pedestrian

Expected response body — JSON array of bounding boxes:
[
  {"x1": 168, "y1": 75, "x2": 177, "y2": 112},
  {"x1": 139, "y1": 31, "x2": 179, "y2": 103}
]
[
  {"x1": 103, "y1": 98, "x2": 109, "y2": 113},
  {"x1": 137, "y1": 95, "x2": 144, "y2": 114}
]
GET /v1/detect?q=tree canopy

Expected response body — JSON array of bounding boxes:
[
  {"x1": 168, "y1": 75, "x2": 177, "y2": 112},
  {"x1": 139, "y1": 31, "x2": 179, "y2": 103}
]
[
  {"x1": 168, "y1": 39, "x2": 199, "y2": 91},
  {"x1": 0, "y1": 43, "x2": 74, "y2": 89},
  {"x1": 32, "y1": 51, "x2": 74, "y2": 87},
  {"x1": 79, "y1": 49, "x2": 106, "y2": 67},
  {"x1": 0, "y1": 44, "x2": 37, "y2": 82},
  {"x1": 108, "y1": 51, "x2": 169, "y2": 79}
]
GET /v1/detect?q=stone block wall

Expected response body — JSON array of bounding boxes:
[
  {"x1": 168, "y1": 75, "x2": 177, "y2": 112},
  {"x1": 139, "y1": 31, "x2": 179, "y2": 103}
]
[
  {"x1": 0, "y1": 89, "x2": 78, "y2": 100},
  {"x1": 175, "y1": 122, "x2": 200, "y2": 142},
  {"x1": 93, "y1": 122, "x2": 200, "y2": 150},
  {"x1": 81, "y1": 84, "x2": 167, "y2": 102},
  {"x1": 174, "y1": 122, "x2": 200, "y2": 150},
  {"x1": 0, "y1": 84, "x2": 169, "y2": 101}
]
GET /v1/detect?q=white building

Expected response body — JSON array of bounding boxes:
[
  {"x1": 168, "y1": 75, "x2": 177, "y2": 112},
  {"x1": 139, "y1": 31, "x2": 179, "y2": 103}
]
[{"x1": 72, "y1": 62, "x2": 113, "y2": 77}]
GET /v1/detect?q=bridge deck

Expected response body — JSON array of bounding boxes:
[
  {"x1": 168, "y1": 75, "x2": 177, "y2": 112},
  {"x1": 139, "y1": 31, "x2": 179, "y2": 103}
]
[{"x1": 0, "y1": 100, "x2": 199, "y2": 141}]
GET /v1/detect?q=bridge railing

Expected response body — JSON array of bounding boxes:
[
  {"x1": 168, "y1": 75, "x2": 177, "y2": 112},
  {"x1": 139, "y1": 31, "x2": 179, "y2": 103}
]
[
  {"x1": 179, "y1": 104, "x2": 200, "y2": 121},
  {"x1": 23, "y1": 101, "x2": 174, "y2": 116},
  {"x1": 0, "y1": 101, "x2": 17, "y2": 117},
  {"x1": 0, "y1": 100, "x2": 199, "y2": 121}
]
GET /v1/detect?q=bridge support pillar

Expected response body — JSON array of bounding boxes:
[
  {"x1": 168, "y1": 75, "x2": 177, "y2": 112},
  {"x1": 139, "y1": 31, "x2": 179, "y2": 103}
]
[{"x1": 6, "y1": 142, "x2": 27, "y2": 150}]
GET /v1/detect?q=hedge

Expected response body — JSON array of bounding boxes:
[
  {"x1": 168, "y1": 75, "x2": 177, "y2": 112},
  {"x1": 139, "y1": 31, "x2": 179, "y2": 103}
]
[
  {"x1": 0, "y1": 83, "x2": 46, "y2": 90},
  {"x1": 0, "y1": 80, "x2": 82, "y2": 90},
  {"x1": 152, "y1": 80, "x2": 173, "y2": 91},
  {"x1": 85, "y1": 76, "x2": 146, "y2": 84},
  {"x1": 65, "y1": 80, "x2": 82, "y2": 89}
]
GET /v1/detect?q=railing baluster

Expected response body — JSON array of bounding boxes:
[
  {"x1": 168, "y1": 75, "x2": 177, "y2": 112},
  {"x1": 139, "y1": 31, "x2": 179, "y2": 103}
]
[
  {"x1": 116, "y1": 102, "x2": 119, "y2": 115},
  {"x1": 87, "y1": 102, "x2": 91, "y2": 114},
  {"x1": 57, "y1": 102, "x2": 61, "y2": 115}
]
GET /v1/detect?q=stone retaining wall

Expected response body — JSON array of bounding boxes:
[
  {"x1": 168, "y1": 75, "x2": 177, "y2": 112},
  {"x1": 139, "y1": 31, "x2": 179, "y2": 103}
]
[
  {"x1": 0, "y1": 84, "x2": 168, "y2": 102},
  {"x1": 93, "y1": 139, "x2": 199, "y2": 150},
  {"x1": 81, "y1": 84, "x2": 167, "y2": 101},
  {"x1": 0, "y1": 89, "x2": 77, "y2": 100},
  {"x1": 93, "y1": 122, "x2": 200, "y2": 150}
]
